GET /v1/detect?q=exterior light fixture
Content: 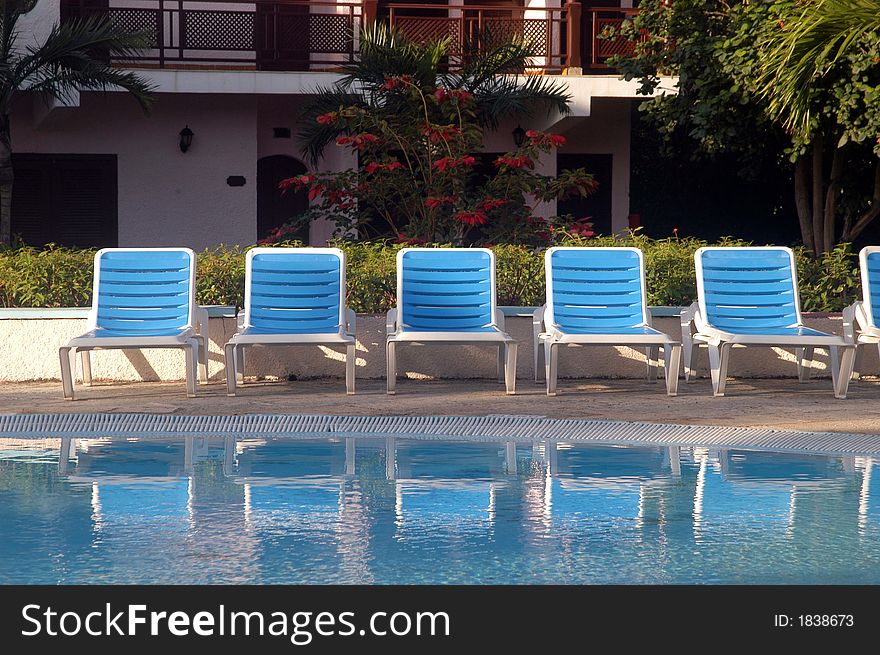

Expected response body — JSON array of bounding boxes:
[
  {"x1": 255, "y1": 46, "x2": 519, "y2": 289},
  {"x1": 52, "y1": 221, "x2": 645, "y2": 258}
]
[
  {"x1": 179, "y1": 126, "x2": 194, "y2": 153},
  {"x1": 512, "y1": 125, "x2": 526, "y2": 147}
]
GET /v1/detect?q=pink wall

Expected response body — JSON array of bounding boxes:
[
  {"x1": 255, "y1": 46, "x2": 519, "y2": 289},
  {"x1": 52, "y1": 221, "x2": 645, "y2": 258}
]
[{"x1": 14, "y1": 92, "x2": 258, "y2": 250}]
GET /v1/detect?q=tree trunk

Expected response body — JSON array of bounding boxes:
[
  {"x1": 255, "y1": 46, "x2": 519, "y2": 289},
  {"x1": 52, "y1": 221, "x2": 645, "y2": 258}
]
[
  {"x1": 822, "y1": 146, "x2": 844, "y2": 253},
  {"x1": 811, "y1": 140, "x2": 825, "y2": 254},
  {"x1": 793, "y1": 154, "x2": 814, "y2": 253},
  {"x1": 0, "y1": 114, "x2": 13, "y2": 247}
]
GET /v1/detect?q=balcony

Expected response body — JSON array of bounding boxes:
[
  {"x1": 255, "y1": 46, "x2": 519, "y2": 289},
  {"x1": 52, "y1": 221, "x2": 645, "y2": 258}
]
[{"x1": 59, "y1": 1, "x2": 638, "y2": 73}]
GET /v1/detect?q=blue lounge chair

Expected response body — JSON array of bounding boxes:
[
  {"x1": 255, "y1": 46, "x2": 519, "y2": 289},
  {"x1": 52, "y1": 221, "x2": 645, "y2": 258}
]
[
  {"x1": 682, "y1": 246, "x2": 854, "y2": 398},
  {"x1": 840, "y1": 246, "x2": 880, "y2": 382},
  {"x1": 534, "y1": 247, "x2": 681, "y2": 395},
  {"x1": 223, "y1": 247, "x2": 356, "y2": 396},
  {"x1": 386, "y1": 247, "x2": 517, "y2": 394},
  {"x1": 59, "y1": 248, "x2": 207, "y2": 400}
]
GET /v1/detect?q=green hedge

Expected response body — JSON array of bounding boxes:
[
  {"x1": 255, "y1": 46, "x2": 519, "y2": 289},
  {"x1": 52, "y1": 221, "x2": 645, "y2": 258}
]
[{"x1": 0, "y1": 236, "x2": 861, "y2": 312}]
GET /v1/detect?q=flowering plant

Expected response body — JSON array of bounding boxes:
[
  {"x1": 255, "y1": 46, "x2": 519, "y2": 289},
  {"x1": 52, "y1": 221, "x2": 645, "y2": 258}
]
[{"x1": 274, "y1": 29, "x2": 597, "y2": 245}]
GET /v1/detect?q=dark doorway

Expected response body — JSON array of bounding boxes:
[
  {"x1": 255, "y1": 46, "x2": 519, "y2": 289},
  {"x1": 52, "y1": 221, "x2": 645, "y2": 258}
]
[
  {"x1": 255, "y1": 4, "x2": 312, "y2": 71},
  {"x1": 257, "y1": 155, "x2": 309, "y2": 241},
  {"x1": 557, "y1": 153, "x2": 613, "y2": 235},
  {"x1": 12, "y1": 153, "x2": 118, "y2": 248}
]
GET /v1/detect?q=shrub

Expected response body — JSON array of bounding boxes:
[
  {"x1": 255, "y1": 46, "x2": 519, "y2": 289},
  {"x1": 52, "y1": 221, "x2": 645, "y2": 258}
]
[{"x1": 0, "y1": 236, "x2": 863, "y2": 312}]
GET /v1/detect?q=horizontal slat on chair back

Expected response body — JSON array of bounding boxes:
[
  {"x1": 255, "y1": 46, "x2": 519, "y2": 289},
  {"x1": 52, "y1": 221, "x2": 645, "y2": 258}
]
[
  {"x1": 865, "y1": 250, "x2": 880, "y2": 327},
  {"x1": 247, "y1": 251, "x2": 342, "y2": 334},
  {"x1": 548, "y1": 248, "x2": 646, "y2": 331},
  {"x1": 400, "y1": 249, "x2": 493, "y2": 331},
  {"x1": 699, "y1": 248, "x2": 799, "y2": 331},
  {"x1": 95, "y1": 249, "x2": 192, "y2": 335}
]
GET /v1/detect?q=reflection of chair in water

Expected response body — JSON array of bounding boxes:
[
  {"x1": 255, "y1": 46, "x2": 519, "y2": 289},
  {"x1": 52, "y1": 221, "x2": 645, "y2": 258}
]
[
  {"x1": 695, "y1": 450, "x2": 863, "y2": 544},
  {"x1": 546, "y1": 443, "x2": 675, "y2": 521}
]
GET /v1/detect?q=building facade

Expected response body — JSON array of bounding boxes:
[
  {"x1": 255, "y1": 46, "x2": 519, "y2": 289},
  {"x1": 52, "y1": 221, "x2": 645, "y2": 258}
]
[{"x1": 13, "y1": 0, "x2": 658, "y2": 250}]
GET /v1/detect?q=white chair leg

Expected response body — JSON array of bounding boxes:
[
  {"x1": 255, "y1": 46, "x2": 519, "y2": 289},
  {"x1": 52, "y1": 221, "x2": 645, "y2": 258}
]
[
  {"x1": 836, "y1": 346, "x2": 857, "y2": 399},
  {"x1": 236, "y1": 345, "x2": 246, "y2": 383},
  {"x1": 829, "y1": 345, "x2": 840, "y2": 391},
  {"x1": 184, "y1": 341, "x2": 197, "y2": 398},
  {"x1": 535, "y1": 336, "x2": 545, "y2": 383},
  {"x1": 796, "y1": 347, "x2": 814, "y2": 382},
  {"x1": 59, "y1": 346, "x2": 76, "y2": 400},
  {"x1": 346, "y1": 343, "x2": 356, "y2": 395},
  {"x1": 545, "y1": 342, "x2": 558, "y2": 396},
  {"x1": 504, "y1": 342, "x2": 518, "y2": 395},
  {"x1": 682, "y1": 343, "x2": 700, "y2": 382},
  {"x1": 497, "y1": 344, "x2": 505, "y2": 383},
  {"x1": 224, "y1": 342, "x2": 237, "y2": 396},
  {"x1": 646, "y1": 346, "x2": 659, "y2": 381},
  {"x1": 664, "y1": 344, "x2": 682, "y2": 396},
  {"x1": 196, "y1": 334, "x2": 209, "y2": 383},
  {"x1": 707, "y1": 343, "x2": 731, "y2": 397},
  {"x1": 80, "y1": 350, "x2": 92, "y2": 387},
  {"x1": 386, "y1": 340, "x2": 397, "y2": 395}
]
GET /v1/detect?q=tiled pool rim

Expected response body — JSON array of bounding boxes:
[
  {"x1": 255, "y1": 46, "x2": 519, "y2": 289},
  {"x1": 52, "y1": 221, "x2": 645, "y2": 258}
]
[{"x1": 2, "y1": 413, "x2": 879, "y2": 457}]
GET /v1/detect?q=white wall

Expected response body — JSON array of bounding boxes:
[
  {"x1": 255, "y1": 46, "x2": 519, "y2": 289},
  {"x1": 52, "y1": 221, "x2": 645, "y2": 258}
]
[
  {"x1": 13, "y1": 92, "x2": 258, "y2": 250},
  {"x1": 16, "y1": 0, "x2": 59, "y2": 47}
]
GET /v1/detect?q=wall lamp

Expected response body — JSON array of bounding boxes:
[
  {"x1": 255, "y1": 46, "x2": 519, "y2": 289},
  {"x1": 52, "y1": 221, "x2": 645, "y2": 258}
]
[
  {"x1": 512, "y1": 125, "x2": 526, "y2": 148},
  {"x1": 179, "y1": 125, "x2": 194, "y2": 153}
]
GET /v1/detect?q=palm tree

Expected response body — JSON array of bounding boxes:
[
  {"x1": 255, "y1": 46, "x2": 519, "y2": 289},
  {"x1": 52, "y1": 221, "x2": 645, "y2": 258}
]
[
  {"x1": 1, "y1": 1, "x2": 154, "y2": 245},
  {"x1": 756, "y1": 0, "x2": 880, "y2": 139},
  {"x1": 754, "y1": 0, "x2": 880, "y2": 252},
  {"x1": 298, "y1": 23, "x2": 571, "y2": 164}
]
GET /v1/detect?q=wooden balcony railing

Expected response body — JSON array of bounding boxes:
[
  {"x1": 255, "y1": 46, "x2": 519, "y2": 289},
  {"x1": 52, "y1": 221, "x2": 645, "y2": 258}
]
[
  {"x1": 588, "y1": 8, "x2": 641, "y2": 69},
  {"x1": 60, "y1": 0, "x2": 364, "y2": 70},
  {"x1": 383, "y1": 3, "x2": 574, "y2": 73},
  {"x1": 59, "y1": 1, "x2": 639, "y2": 73}
]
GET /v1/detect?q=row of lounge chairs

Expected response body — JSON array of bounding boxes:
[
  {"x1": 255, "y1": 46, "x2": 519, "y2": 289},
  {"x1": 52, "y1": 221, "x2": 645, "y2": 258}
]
[{"x1": 59, "y1": 245, "x2": 880, "y2": 400}]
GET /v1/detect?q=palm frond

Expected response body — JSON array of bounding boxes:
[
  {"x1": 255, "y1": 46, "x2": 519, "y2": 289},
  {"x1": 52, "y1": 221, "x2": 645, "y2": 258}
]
[
  {"x1": 14, "y1": 15, "x2": 155, "y2": 112},
  {"x1": 296, "y1": 84, "x2": 364, "y2": 165},
  {"x1": 472, "y1": 74, "x2": 570, "y2": 129},
  {"x1": 756, "y1": 0, "x2": 880, "y2": 139}
]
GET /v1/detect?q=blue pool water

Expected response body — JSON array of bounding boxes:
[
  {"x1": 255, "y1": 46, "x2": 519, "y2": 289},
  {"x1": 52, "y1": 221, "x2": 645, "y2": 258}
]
[{"x1": 1, "y1": 435, "x2": 878, "y2": 584}]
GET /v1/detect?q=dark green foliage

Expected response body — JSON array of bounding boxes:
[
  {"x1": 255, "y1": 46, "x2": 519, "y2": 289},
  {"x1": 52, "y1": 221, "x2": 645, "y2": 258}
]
[{"x1": 0, "y1": 238, "x2": 862, "y2": 312}]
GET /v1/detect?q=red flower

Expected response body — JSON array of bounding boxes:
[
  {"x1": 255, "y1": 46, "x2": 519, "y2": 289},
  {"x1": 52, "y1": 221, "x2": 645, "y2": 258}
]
[
  {"x1": 434, "y1": 88, "x2": 448, "y2": 103},
  {"x1": 278, "y1": 174, "x2": 314, "y2": 193},
  {"x1": 316, "y1": 112, "x2": 337, "y2": 125},
  {"x1": 448, "y1": 89, "x2": 473, "y2": 103},
  {"x1": 337, "y1": 133, "x2": 379, "y2": 151},
  {"x1": 524, "y1": 130, "x2": 566, "y2": 147},
  {"x1": 433, "y1": 157, "x2": 451, "y2": 172},
  {"x1": 480, "y1": 198, "x2": 507, "y2": 211},
  {"x1": 569, "y1": 218, "x2": 595, "y2": 238},
  {"x1": 395, "y1": 233, "x2": 427, "y2": 245},
  {"x1": 381, "y1": 75, "x2": 414, "y2": 91},
  {"x1": 457, "y1": 155, "x2": 476, "y2": 167},
  {"x1": 454, "y1": 210, "x2": 489, "y2": 226},
  {"x1": 495, "y1": 155, "x2": 533, "y2": 169},
  {"x1": 424, "y1": 195, "x2": 458, "y2": 209},
  {"x1": 308, "y1": 185, "x2": 323, "y2": 202},
  {"x1": 433, "y1": 156, "x2": 475, "y2": 172},
  {"x1": 364, "y1": 160, "x2": 404, "y2": 174},
  {"x1": 423, "y1": 124, "x2": 463, "y2": 144}
]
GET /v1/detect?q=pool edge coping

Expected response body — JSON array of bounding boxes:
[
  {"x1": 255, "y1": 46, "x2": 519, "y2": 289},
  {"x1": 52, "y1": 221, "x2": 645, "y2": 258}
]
[{"x1": 1, "y1": 413, "x2": 879, "y2": 458}]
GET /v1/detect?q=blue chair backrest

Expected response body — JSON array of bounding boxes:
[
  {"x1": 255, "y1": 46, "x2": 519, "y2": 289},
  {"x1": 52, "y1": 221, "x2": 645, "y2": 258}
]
[
  {"x1": 697, "y1": 247, "x2": 801, "y2": 331},
  {"x1": 546, "y1": 247, "x2": 648, "y2": 331},
  {"x1": 94, "y1": 248, "x2": 194, "y2": 336},
  {"x1": 860, "y1": 246, "x2": 880, "y2": 328},
  {"x1": 245, "y1": 248, "x2": 343, "y2": 334},
  {"x1": 398, "y1": 248, "x2": 495, "y2": 331}
]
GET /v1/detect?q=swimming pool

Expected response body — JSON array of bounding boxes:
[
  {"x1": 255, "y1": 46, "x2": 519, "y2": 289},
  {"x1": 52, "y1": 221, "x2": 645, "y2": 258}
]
[{"x1": 1, "y1": 428, "x2": 878, "y2": 584}]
